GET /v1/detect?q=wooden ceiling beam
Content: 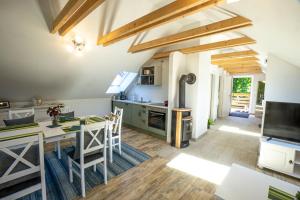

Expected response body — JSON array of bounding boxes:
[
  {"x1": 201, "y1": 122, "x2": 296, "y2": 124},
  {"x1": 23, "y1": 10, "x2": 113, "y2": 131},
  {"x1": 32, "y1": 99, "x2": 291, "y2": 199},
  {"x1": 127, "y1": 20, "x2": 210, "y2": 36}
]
[
  {"x1": 222, "y1": 66, "x2": 262, "y2": 72},
  {"x1": 51, "y1": 0, "x2": 87, "y2": 34},
  {"x1": 58, "y1": 0, "x2": 105, "y2": 36},
  {"x1": 128, "y1": 15, "x2": 252, "y2": 53},
  {"x1": 227, "y1": 66, "x2": 261, "y2": 71},
  {"x1": 224, "y1": 66, "x2": 261, "y2": 71},
  {"x1": 152, "y1": 36, "x2": 255, "y2": 59},
  {"x1": 229, "y1": 69, "x2": 262, "y2": 75},
  {"x1": 220, "y1": 61, "x2": 260, "y2": 69},
  {"x1": 211, "y1": 50, "x2": 257, "y2": 60},
  {"x1": 223, "y1": 65, "x2": 262, "y2": 74},
  {"x1": 98, "y1": 0, "x2": 224, "y2": 46},
  {"x1": 212, "y1": 56, "x2": 258, "y2": 65},
  {"x1": 219, "y1": 62, "x2": 261, "y2": 69},
  {"x1": 230, "y1": 71, "x2": 262, "y2": 75}
]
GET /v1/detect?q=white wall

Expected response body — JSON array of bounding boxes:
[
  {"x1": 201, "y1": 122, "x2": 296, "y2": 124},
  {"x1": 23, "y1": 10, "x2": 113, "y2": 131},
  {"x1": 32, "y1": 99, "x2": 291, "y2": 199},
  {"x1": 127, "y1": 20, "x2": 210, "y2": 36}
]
[
  {"x1": 10, "y1": 98, "x2": 111, "y2": 118},
  {"x1": 185, "y1": 53, "x2": 201, "y2": 138},
  {"x1": 126, "y1": 59, "x2": 169, "y2": 103},
  {"x1": 167, "y1": 46, "x2": 215, "y2": 140},
  {"x1": 184, "y1": 50, "x2": 214, "y2": 138},
  {"x1": 167, "y1": 52, "x2": 187, "y2": 143},
  {"x1": 265, "y1": 54, "x2": 300, "y2": 103},
  {"x1": 60, "y1": 98, "x2": 111, "y2": 116}
]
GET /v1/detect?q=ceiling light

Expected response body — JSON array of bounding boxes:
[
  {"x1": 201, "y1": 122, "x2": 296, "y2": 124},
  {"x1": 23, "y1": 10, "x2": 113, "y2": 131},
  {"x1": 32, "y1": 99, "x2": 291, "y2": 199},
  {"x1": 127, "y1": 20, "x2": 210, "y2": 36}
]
[
  {"x1": 72, "y1": 35, "x2": 85, "y2": 52},
  {"x1": 227, "y1": 0, "x2": 240, "y2": 3}
]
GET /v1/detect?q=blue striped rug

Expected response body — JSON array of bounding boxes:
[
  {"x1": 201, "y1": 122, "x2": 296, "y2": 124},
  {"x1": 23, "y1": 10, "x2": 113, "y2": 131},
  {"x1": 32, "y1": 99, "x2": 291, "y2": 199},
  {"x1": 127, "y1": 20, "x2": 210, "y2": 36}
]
[{"x1": 20, "y1": 143, "x2": 150, "y2": 200}]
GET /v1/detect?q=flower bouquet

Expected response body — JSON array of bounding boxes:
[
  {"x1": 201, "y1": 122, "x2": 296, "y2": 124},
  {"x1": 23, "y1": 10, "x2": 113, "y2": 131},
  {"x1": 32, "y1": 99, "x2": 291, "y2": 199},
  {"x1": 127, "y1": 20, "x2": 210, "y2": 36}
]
[{"x1": 47, "y1": 104, "x2": 63, "y2": 126}]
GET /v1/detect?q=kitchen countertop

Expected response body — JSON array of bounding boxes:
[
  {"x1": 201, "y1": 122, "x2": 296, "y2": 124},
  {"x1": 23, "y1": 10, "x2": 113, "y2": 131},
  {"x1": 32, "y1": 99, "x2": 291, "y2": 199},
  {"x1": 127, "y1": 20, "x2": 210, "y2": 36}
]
[{"x1": 112, "y1": 99, "x2": 168, "y2": 110}]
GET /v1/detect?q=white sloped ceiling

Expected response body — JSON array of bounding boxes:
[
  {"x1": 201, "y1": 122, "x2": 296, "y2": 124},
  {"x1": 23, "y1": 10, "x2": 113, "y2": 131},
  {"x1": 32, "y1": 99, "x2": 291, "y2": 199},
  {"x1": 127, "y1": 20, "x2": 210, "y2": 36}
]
[
  {"x1": 0, "y1": 0, "x2": 180, "y2": 101},
  {"x1": 221, "y1": 0, "x2": 300, "y2": 67},
  {"x1": 0, "y1": 0, "x2": 299, "y2": 101}
]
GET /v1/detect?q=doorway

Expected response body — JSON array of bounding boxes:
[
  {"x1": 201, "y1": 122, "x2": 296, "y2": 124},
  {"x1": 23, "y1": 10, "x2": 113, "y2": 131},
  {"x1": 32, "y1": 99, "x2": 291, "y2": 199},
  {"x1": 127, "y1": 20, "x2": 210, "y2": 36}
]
[{"x1": 230, "y1": 77, "x2": 252, "y2": 118}]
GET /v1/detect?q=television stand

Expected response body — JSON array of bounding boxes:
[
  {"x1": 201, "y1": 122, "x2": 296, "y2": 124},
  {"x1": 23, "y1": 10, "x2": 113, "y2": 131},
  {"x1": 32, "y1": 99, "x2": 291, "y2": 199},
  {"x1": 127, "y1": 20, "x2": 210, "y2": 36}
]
[{"x1": 258, "y1": 137, "x2": 300, "y2": 179}]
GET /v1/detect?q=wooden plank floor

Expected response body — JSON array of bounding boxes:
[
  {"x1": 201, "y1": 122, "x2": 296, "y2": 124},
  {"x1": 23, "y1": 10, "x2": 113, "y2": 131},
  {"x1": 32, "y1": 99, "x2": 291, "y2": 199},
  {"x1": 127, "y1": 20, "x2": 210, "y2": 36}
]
[
  {"x1": 82, "y1": 127, "x2": 216, "y2": 200},
  {"x1": 46, "y1": 117, "x2": 300, "y2": 200}
]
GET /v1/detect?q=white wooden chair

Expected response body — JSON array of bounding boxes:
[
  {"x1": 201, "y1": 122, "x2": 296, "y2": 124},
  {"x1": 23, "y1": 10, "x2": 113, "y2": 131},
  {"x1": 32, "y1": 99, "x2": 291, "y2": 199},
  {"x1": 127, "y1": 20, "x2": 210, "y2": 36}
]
[
  {"x1": 0, "y1": 132, "x2": 46, "y2": 200},
  {"x1": 9, "y1": 108, "x2": 35, "y2": 119},
  {"x1": 67, "y1": 121, "x2": 112, "y2": 197},
  {"x1": 61, "y1": 106, "x2": 72, "y2": 113},
  {"x1": 111, "y1": 107, "x2": 123, "y2": 157}
]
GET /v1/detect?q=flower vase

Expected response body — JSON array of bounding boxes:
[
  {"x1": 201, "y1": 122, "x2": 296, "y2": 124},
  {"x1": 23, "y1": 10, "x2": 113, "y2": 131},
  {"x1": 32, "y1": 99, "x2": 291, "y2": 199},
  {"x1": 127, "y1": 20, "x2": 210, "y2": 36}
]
[{"x1": 52, "y1": 116, "x2": 59, "y2": 126}]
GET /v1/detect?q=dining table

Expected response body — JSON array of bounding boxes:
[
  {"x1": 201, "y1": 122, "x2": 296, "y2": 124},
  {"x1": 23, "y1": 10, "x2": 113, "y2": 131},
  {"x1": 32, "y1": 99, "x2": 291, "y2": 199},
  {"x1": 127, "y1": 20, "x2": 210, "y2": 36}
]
[{"x1": 0, "y1": 115, "x2": 114, "y2": 163}]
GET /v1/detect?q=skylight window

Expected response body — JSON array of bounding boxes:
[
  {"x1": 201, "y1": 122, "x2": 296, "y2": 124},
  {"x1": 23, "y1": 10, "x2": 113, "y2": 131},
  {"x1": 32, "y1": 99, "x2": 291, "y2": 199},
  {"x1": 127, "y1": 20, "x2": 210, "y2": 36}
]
[{"x1": 106, "y1": 71, "x2": 137, "y2": 94}]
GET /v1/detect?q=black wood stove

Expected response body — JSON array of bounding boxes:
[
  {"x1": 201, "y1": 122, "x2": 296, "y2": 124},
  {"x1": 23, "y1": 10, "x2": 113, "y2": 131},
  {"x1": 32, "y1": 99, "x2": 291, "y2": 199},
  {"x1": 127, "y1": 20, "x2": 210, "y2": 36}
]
[{"x1": 171, "y1": 73, "x2": 196, "y2": 148}]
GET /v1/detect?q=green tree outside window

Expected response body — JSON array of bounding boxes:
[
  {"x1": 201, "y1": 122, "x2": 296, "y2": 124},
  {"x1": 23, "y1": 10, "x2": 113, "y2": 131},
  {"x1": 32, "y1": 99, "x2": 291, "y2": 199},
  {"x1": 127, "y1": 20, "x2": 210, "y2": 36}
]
[{"x1": 232, "y1": 77, "x2": 252, "y2": 93}]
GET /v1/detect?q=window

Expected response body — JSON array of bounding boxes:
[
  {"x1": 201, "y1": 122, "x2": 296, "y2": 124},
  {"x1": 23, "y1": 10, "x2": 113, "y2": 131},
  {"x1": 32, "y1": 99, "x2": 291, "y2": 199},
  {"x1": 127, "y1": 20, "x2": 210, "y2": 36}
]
[{"x1": 106, "y1": 71, "x2": 137, "y2": 94}]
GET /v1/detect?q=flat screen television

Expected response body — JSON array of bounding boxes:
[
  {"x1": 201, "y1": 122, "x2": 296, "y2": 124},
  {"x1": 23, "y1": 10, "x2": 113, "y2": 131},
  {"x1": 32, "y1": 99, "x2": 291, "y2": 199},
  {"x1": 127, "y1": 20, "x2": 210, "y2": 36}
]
[{"x1": 263, "y1": 101, "x2": 300, "y2": 143}]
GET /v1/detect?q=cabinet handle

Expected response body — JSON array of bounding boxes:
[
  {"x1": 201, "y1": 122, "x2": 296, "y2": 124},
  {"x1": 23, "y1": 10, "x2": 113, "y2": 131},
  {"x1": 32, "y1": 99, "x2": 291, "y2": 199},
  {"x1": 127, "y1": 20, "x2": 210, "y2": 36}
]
[{"x1": 289, "y1": 160, "x2": 293, "y2": 164}]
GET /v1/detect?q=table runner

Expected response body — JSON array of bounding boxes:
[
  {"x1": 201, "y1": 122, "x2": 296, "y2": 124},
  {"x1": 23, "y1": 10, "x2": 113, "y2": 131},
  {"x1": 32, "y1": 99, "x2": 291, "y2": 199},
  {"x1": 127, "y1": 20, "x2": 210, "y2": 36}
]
[
  {"x1": 0, "y1": 123, "x2": 39, "y2": 132},
  {"x1": 62, "y1": 116, "x2": 105, "y2": 133}
]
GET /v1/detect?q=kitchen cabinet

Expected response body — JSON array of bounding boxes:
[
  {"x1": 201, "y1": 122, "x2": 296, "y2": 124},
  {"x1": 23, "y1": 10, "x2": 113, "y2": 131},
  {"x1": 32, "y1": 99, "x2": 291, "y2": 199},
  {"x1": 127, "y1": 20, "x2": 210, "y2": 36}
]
[
  {"x1": 131, "y1": 104, "x2": 147, "y2": 129},
  {"x1": 112, "y1": 101, "x2": 167, "y2": 139},
  {"x1": 258, "y1": 140, "x2": 296, "y2": 174},
  {"x1": 113, "y1": 101, "x2": 132, "y2": 124},
  {"x1": 138, "y1": 65, "x2": 162, "y2": 86}
]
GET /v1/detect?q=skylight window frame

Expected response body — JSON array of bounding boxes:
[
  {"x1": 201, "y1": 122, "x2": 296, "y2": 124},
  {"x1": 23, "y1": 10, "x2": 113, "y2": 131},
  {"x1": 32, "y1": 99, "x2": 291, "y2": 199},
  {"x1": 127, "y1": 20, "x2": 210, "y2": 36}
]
[{"x1": 106, "y1": 71, "x2": 138, "y2": 94}]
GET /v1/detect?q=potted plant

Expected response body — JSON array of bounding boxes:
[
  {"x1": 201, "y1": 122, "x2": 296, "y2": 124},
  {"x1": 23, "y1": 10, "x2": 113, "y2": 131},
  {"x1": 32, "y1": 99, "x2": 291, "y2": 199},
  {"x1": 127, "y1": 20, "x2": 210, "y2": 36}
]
[
  {"x1": 207, "y1": 118, "x2": 214, "y2": 129},
  {"x1": 47, "y1": 105, "x2": 63, "y2": 126},
  {"x1": 296, "y1": 191, "x2": 300, "y2": 200}
]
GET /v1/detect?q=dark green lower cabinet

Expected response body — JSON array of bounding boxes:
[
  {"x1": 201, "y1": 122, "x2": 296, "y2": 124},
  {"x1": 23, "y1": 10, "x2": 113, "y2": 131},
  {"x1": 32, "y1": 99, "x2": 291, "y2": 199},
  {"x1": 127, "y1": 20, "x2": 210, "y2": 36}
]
[
  {"x1": 112, "y1": 101, "x2": 132, "y2": 124},
  {"x1": 112, "y1": 101, "x2": 167, "y2": 139},
  {"x1": 131, "y1": 105, "x2": 147, "y2": 129}
]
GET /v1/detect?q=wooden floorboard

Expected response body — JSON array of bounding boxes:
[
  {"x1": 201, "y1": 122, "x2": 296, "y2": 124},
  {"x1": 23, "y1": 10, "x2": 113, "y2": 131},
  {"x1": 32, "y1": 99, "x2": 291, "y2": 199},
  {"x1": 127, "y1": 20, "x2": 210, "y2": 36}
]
[
  {"x1": 45, "y1": 120, "x2": 299, "y2": 200},
  {"x1": 80, "y1": 126, "x2": 216, "y2": 200}
]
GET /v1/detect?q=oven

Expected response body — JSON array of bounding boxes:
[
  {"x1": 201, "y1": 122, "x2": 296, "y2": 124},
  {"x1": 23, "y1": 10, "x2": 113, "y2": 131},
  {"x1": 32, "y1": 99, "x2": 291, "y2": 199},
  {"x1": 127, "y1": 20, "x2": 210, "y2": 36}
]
[{"x1": 148, "y1": 109, "x2": 166, "y2": 131}]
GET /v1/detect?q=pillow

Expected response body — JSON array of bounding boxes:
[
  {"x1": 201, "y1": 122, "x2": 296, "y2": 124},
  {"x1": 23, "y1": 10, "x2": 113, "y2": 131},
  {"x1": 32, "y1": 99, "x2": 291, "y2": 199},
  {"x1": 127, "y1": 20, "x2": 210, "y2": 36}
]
[
  {"x1": 60, "y1": 111, "x2": 75, "y2": 118},
  {"x1": 3, "y1": 115, "x2": 35, "y2": 126}
]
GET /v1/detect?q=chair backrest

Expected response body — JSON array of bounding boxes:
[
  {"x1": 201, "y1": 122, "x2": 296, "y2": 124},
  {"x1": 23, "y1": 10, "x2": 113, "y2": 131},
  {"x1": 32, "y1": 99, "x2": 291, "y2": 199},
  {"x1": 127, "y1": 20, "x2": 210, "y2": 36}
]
[
  {"x1": 0, "y1": 132, "x2": 45, "y2": 197},
  {"x1": 60, "y1": 111, "x2": 75, "y2": 118},
  {"x1": 9, "y1": 108, "x2": 35, "y2": 120},
  {"x1": 113, "y1": 107, "x2": 123, "y2": 134},
  {"x1": 61, "y1": 106, "x2": 72, "y2": 113},
  {"x1": 74, "y1": 121, "x2": 113, "y2": 162}
]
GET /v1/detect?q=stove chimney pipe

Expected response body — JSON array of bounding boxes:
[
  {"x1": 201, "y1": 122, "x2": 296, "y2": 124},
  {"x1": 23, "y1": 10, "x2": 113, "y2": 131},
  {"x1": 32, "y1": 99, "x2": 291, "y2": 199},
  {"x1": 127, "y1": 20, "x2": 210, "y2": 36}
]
[{"x1": 179, "y1": 73, "x2": 196, "y2": 108}]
